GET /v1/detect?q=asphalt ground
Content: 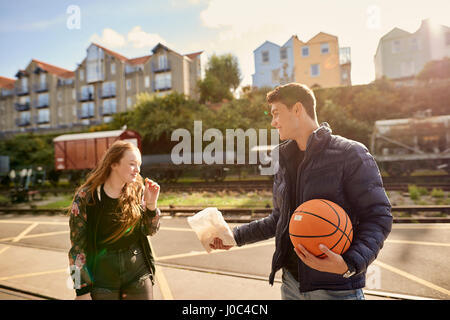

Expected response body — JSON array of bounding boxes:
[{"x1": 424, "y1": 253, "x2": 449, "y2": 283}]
[{"x1": 0, "y1": 213, "x2": 449, "y2": 300}]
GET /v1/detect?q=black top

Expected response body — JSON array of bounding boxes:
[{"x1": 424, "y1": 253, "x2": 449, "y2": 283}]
[
  {"x1": 284, "y1": 145, "x2": 304, "y2": 281},
  {"x1": 96, "y1": 185, "x2": 140, "y2": 250}
]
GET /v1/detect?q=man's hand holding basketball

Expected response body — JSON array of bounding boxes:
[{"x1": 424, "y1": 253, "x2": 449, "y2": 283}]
[
  {"x1": 294, "y1": 244, "x2": 348, "y2": 275},
  {"x1": 209, "y1": 237, "x2": 233, "y2": 250}
]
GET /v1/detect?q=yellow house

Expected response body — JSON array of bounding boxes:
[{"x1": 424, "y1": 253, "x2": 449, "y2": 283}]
[{"x1": 292, "y1": 32, "x2": 344, "y2": 88}]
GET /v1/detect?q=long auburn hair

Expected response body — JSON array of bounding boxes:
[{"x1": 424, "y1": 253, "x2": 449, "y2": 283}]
[{"x1": 71, "y1": 140, "x2": 145, "y2": 244}]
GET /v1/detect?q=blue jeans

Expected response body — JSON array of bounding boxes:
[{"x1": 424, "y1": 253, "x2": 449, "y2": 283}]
[
  {"x1": 281, "y1": 268, "x2": 365, "y2": 300},
  {"x1": 90, "y1": 242, "x2": 153, "y2": 300}
]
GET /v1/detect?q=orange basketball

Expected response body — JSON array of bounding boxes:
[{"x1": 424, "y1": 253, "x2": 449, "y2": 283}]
[{"x1": 289, "y1": 199, "x2": 353, "y2": 258}]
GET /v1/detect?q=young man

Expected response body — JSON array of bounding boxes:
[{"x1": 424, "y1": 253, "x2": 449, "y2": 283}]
[{"x1": 210, "y1": 83, "x2": 393, "y2": 300}]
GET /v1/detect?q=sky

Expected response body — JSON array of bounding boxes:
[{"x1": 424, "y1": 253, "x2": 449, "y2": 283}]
[{"x1": 0, "y1": 0, "x2": 449, "y2": 88}]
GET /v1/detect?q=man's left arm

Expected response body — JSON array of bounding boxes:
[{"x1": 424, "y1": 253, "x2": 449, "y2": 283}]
[{"x1": 340, "y1": 144, "x2": 393, "y2": 276}]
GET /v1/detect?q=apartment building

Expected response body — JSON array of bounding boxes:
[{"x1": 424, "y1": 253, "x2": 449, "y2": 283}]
[
  {"x1": 374, "y1": 19, "x2": 450, "y2": 82},
  {"x1": 0, "y1": 60, "x2": 76, "y2": 137},
  {"x1": 0, "y1": 76, "x2": 16, "y2": 134},
  {"x1": 252, "y1": 32, "x2": 351, "y2": 89},
  {"x1": 0, "y1": 42, "x2": 203, "y2": 137}
]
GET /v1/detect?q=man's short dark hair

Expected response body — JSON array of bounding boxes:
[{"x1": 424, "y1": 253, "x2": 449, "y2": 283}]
[{"x1": 266, "y1": 83, "x2": 317, "y2": 120}]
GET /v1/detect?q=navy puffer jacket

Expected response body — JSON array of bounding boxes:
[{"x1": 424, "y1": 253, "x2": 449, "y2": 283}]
[{"x1": 232, "y1": 123, "x2": 392, "y2": 292}]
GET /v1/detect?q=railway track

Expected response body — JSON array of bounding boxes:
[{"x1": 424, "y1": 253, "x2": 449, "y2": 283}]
[
  {"x1": 0, "y1": 206, "x2": 448, "y2": 223},
  {"x1": 1, "y1": 174, "x2": 449, "y2": 195}
]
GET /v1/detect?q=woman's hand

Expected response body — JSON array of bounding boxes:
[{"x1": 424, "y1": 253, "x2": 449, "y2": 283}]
[{"x1": 143, "y1": 178, "x2": 160, "y2": 211}]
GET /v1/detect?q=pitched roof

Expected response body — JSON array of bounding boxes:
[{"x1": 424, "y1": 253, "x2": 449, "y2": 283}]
[
  {"x1": 185, "y1": 51, "x2": 203, "y2": 60},
  {"x1": 32, "y1": 59, "x2": 75, "y2": 78},
  {"x1": 0, "y1": 76, "x2": 15, "y2": 89},
  {"x1": 305, "y1": 32, "x2": 338, "y2": 43},
  {"x1": 127, "y1": 55, "x2": 152, "y2": 65},
  {"x1": 91, "y1": 42, "x2": 129, "y2": 62}
]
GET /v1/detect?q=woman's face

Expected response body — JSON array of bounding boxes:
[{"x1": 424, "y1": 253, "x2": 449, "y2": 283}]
[{"x1": 111, "y1": 149, "x2": 142, "y2": 184}]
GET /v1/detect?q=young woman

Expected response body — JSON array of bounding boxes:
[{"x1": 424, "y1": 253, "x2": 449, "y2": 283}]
[{"x1": 68, "y1": 140, "x2": 161, "y2": 300}]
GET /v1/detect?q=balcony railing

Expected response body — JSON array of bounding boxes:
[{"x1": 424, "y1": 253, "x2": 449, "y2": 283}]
[
  {"x1": 15, "y1": 118, "x2": 31, "y2": 127},
  {"x1": 36, "y1": 118, "x2": 50, "y2": 124},
  {"x1": 33, "y1": 99, "x2": 49, "y2": 109},
  {"x1": 14, "y1": 102, "x2": 30, "y2": 112},
  {"x1": 15, "y1": 87, "x2": 29, "y2": 96},
  {"x1": 77, "y1": 92, "x2": 95, "y2": 102},
  {"x1": 57, "y1": 79, "x2": 74, "y2": 87},
  {"x1": 153, "y1": 80, "x2": 172, "y2": 92},
  {"x1": 1, "y1": 90, "x2": 14, "y2": 98},
  {"x1": 33, "y1": 83, "x2": 48, "y2": 93},
  {"x1": 79, "y1": 113, "x2": 95, "y2": 119},
  {"x1": 125, "y1": 66, "x2": 144, "y2": 75},
  {"x1": 100, "y1": 88, "x2": 116, "y2": 99},
  {"x1": 152, "y1": 61, "x2": 171, "y2": 73},
  {"x1": 99, "y1": 105, "x2": 117, "y2": 116}
]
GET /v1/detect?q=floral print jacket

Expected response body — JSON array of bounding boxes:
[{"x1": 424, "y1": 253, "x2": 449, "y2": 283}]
[{"x1": 68, "y1": 187, "x2": 160, "y2": 296}]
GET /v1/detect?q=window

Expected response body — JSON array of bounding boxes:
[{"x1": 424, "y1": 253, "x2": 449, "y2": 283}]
[
  {"x1": 126, "y1": 79, "x2": 132, "y2": 91},
  {"x1": 20, "y1": 111, "x2": 30, "y2": 123},
  {"x1": 280, "y1": 48, "x2": 287, "y2": 60},
  {"x1": 102, "y1": 99, "x2": 116, "y2": 115},
  {"x1": 38, "y1": 109, "x2": 50, "y2": 123},
  {"x1": 302, "y1": 46, "x2": 309, "y2": 57},
  {"x1": 411, "y1": 38, "x2": 420, "y2": 51},
  {"x1": 81, "y1": 85, "x2": 94, "y2": 100},
  {"x1": 58, "y1": 107, "x2": 63, "y2": 119},
  {"x1": 39, "y1": 73, "x2": 46, "y2": 88},
  {"x1": 57, "y1": 91, "x2": 62, "y2": 102},
  {"x1": 321, "y1": 43, "x2": 329, "y2": 54},
  {"x1": 38, "y1": 93, "x2": 49, "y2": 107},
  {"x1": 79, "y1": 69, "x2": 84, "y2": 81},
  {"x1": 20, "y1": 96, "x2": 30, "y2": 105},
  {"x1": 21, "y1": 77, "x2": 28, "y2": 92},
  {"x1": 111, "y1": 63, "x2": 116, "y2": 75},
  {"x1": 158, "y1": 55, "x2": 168, "y2": 69},
  {"x1": 72, "y1": 89, "x2": 76, "y2": 100},
  {"x1": 155, "y1": 72, "x2": 171, "y2": 90},
  {"x1": 310, "y1": 64, "x2": 320, "y2": 77},
  {"x1": 127, "y1": 97, "x2": 132, "y2": 109},
  {"x1": 81, "y1": 102, "x2": 95, "y2": 118},
  {"x1": 392, "y1": 40, "x2": 400, "y2": 53},
  {"x1": 262, "y1": 51, "x2": 269, "y2": 63},
  {"x1": 102, "y1": 81, "x2": 116, "y2": 97},
  {"x1": 145, "y1": 76, "x2": 150, "y2": 88},
  {"x1": 86, "y1": 45, "x2": 104, "y2": 83}
]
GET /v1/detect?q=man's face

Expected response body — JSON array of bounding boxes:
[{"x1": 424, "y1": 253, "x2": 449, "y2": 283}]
[{"x1": 270, "y1": 101, "x2": 299, "y2": 141}]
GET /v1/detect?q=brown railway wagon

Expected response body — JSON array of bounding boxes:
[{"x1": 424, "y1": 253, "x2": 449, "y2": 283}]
[{"x1": 53, "y1": 129, "x2": 141, "y2": 170}]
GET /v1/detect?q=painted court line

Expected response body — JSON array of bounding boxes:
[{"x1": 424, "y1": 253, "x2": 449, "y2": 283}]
[
  {"x1": 156, "y1": 240, "x2": 275, "y2": 261},
  {"x1": 386, "y1": 239, "x2": 450, "y2": 247},
  {"x1": 0, "y1": 230, "x2": 69, "y2": 242},
  {"x1": 374, "y1": 260, "x2": 450, "y2": 297},
  {"x1": 0, "y1": 220, "x2": 67, "y2": 226},
  {"x1": 0, "y1": 268, "x2": 67, "y2": 281},
  {"x1": 0, "y1": 246, "x2": 10, "y2": 255},
  {"x1": 12, "y1": 223, "x2": 39, "y2": 243}
]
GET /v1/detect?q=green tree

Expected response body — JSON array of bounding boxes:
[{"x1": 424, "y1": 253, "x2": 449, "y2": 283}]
[
  {"x1": 198, "y1": 54, "x2": 241, "y2": 103},
  {"x1": 417, "y1": 57, "x2": 450, "y2": 81}
]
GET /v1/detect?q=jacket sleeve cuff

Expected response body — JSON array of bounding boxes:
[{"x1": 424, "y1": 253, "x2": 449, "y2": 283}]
[{"x1": 76, "y1": 285, "x2": 92, "y2": 296}]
